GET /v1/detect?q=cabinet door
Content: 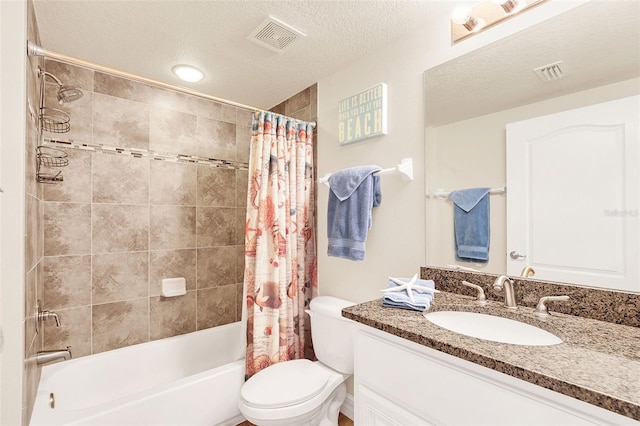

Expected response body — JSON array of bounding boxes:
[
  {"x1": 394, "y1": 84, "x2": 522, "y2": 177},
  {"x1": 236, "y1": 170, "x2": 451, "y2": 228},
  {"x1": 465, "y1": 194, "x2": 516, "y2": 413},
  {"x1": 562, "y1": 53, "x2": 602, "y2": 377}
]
[{"x1": 357, "y1": 385, "x2": 433, "y2": 426}]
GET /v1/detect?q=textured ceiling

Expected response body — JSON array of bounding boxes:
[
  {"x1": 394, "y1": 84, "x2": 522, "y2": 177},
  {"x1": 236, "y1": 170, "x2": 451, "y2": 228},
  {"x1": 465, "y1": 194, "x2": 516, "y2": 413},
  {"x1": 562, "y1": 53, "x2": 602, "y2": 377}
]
[
  {"x1": 424, "y1": 1, "x2": 640, "y2": 126},
  {"x1": 32, "y1": 0, "x2": 454, "y2": 110}
]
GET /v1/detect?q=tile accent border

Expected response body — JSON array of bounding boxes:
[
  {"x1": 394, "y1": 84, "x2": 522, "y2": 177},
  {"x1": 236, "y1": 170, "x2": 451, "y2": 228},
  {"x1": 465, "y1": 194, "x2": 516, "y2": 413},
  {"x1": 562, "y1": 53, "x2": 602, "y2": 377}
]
[{"x1": 43, "y1": 138, "x2": 249, "y2": 170}]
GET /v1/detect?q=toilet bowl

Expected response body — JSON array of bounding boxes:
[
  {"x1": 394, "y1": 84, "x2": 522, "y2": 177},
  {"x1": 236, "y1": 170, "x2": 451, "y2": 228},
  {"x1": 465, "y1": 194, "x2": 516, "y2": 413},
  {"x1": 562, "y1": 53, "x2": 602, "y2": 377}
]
[{"x1": 238, "y1": 296, "x2": 356, "y2": 426}]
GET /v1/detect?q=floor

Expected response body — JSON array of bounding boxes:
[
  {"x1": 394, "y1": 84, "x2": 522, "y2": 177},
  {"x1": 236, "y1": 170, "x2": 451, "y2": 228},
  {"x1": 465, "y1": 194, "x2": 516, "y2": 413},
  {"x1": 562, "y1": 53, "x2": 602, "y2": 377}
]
[{"x1": 237, "y1": 413, "x2": 354, "y2": 426}]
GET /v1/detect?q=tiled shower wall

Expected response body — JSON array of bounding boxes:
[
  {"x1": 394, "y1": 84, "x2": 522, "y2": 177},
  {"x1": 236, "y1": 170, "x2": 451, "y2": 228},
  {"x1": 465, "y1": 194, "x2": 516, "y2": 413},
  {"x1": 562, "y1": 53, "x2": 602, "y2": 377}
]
[{"x1": 39, "y1": 59, "x2": 251, "y2": 358}]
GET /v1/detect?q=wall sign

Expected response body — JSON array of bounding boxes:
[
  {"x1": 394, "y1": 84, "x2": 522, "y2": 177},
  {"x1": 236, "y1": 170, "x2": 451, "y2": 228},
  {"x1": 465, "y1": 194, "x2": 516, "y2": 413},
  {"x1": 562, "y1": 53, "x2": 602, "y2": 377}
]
[{"x1": 338, "y1": 83, "x2": 387, "y2": 145}]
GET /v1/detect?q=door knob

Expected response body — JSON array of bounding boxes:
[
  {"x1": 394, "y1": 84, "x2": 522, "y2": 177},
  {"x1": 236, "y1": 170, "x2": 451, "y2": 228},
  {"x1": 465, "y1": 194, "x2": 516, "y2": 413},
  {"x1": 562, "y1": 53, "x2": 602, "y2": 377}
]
[{"x1": 509, "y1": 250, "x2": 526, "y2": 260}]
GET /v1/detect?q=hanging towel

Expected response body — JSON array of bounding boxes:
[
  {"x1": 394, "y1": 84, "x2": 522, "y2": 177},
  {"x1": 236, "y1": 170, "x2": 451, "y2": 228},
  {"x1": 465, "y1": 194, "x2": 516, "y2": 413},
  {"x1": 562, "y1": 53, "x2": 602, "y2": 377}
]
[
  {"x1": 382, "y1": 278, "x2": 435, "y2": 312},
  {"x1": 448, "y1": 187, "x2": 491, "y2": 263},
  {"x1": 327, "y1": 165, "x2": 382, "y2": 261}
]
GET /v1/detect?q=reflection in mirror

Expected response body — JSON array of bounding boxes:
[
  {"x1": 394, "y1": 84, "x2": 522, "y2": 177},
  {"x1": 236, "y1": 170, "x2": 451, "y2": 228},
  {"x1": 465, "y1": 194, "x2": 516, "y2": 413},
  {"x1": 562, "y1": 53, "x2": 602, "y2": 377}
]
[{"x1": 424, "y1": 1, "x2": 640, "y2": 292}]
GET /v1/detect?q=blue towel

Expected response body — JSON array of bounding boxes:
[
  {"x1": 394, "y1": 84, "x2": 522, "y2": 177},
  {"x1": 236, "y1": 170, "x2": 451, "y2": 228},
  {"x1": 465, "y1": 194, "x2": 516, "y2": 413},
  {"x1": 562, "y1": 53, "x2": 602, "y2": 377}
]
[
  {"x1": 382, "y1": 278, "x2": 435, "y2": 312},
  {"x1": 327, "y1": 165, "x2": 382, "y2": 261},
  {"x1": 448, "y1": 187, "x2": 491, "y2": 263}
]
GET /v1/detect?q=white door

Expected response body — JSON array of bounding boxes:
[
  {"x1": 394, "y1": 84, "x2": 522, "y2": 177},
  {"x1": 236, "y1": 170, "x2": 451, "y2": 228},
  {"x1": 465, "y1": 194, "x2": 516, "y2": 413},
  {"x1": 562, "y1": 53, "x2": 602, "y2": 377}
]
[{"x1": 506, "y1": 95, "x2": 639, "y2": 292}]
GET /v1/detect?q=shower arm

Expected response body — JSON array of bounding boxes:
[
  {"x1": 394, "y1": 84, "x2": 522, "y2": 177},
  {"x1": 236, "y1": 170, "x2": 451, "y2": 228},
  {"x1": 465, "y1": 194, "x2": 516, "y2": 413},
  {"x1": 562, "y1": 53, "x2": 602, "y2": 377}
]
[{"x1": 38, "y1": 69, "x2": 63, "y2": 87}]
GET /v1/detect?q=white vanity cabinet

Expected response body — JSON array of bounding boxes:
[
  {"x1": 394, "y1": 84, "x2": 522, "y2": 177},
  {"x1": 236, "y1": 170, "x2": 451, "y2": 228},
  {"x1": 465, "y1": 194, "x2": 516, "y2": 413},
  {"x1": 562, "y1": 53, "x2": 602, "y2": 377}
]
[{"x1": 354, "y1": 327, "x2": 637, "y2": 426}]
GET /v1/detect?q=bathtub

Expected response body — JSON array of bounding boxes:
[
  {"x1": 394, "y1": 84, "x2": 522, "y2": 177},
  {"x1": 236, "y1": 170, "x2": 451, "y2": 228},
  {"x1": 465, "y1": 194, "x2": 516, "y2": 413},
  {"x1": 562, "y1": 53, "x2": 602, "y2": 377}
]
[{"x1": 30, "y1": 322, "x2": 246, "y2": 426}]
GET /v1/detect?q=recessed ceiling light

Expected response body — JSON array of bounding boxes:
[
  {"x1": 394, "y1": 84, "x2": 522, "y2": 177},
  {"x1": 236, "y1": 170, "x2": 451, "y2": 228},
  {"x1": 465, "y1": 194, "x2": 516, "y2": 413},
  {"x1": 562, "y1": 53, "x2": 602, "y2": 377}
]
[{"x1": 172, "y1": 65, "x2": 204, "y2": 82}]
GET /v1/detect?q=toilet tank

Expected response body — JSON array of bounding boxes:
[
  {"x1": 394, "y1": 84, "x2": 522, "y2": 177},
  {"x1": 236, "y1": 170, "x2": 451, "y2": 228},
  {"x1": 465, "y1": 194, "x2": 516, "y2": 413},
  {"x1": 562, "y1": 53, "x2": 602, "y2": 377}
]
[{"x1": 308, "y1": 296, "x2": 357, "y2": 374}]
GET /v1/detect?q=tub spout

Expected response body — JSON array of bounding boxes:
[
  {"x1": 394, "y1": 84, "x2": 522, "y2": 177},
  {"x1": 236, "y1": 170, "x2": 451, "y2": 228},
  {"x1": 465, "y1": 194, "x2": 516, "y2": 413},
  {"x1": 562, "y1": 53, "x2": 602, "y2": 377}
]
[{"x1": 36, "y1": 346, "x2": 72, "y2": 366}]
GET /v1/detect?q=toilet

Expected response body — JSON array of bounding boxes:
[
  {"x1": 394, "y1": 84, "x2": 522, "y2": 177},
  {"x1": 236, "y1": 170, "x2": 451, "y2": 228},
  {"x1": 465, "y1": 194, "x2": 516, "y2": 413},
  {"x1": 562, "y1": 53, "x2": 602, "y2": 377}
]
[{"x1": 238, "y1": 296, "x2": 357, "y2": 426}]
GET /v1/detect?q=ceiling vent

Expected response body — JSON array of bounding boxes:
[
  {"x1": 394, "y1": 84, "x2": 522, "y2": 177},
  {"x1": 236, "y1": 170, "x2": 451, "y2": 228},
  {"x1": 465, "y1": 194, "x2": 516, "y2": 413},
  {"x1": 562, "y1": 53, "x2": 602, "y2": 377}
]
[
  {"x1": 248, "y1": 16, "x2": 306, "y2": 53},
  {"x1": 534, "y1": 61, "x2": 566, "y2": 82}
]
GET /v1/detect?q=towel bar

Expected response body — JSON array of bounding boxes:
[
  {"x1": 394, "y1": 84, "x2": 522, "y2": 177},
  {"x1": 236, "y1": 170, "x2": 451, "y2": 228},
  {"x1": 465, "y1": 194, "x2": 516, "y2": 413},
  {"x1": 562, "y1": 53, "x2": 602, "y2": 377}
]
[{"x1": 319, "y1": 158, "x2": 413, "y2": 186}]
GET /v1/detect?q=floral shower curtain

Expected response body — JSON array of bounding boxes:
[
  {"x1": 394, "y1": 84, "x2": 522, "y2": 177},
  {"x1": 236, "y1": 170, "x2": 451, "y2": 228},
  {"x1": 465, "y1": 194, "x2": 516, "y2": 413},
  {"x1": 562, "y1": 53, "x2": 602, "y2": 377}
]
[{"x1": 244, "y1": 112, "x2": 317, "y2": 378}]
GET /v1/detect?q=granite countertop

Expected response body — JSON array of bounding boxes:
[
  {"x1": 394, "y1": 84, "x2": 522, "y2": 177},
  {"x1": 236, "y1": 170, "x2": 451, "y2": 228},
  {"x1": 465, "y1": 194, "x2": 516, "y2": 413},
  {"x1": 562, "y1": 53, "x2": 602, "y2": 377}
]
[{"x1": 342, "y1": 292, "x2": 640, "y2": 421}]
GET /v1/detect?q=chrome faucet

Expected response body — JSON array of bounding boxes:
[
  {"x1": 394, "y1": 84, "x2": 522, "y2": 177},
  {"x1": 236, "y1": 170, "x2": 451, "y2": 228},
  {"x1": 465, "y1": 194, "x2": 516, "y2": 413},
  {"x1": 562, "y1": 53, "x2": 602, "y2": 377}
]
[
  {"x1": 493, "y1": 275, "x2": 517, "y2": 309},
  {"x1": 36, "y1": 346, "x2": 72, "y2": 366}
]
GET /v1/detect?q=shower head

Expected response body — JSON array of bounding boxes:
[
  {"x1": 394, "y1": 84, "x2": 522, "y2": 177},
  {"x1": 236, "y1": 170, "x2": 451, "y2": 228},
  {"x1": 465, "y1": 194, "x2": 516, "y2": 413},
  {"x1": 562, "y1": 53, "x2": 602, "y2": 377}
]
[
  {"x1": 56, "y1": 86, "x2": 83, "y2": 104},
  {"x1": 40, "y1": 69, "x2": 84, "y2": 104}
]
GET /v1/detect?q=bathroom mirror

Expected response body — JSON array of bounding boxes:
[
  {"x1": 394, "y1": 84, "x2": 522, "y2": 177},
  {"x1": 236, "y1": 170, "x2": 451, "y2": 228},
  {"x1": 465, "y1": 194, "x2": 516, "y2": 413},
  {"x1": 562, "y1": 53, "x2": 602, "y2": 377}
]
[{"x1": 423, "y1": 1, "x2": 640, "y2": 292}]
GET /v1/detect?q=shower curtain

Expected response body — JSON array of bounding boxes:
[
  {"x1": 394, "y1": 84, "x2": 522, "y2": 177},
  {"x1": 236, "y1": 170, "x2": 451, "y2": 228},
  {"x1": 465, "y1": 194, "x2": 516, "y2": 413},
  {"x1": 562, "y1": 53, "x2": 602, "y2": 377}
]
[{"x1": 244, "y1": 112, "x2": 317, "y2": 378}]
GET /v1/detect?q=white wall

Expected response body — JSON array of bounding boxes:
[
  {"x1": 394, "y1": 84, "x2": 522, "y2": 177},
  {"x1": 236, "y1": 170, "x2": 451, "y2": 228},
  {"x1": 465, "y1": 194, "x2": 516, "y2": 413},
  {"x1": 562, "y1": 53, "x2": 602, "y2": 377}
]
[
  {"x1": 0, "y1": 0, "x2": 27, "y2": 424},
  {"x1": 316, "y1": 0, "x2": 588, "y2": 302}
]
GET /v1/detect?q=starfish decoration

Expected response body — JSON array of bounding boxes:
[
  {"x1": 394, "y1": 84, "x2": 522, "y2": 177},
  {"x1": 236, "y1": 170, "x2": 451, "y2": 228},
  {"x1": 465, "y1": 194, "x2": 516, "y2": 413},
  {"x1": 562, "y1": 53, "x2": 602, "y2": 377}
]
[{"x1": 380, "y1": 273, "x2": 440, "y2": 303}]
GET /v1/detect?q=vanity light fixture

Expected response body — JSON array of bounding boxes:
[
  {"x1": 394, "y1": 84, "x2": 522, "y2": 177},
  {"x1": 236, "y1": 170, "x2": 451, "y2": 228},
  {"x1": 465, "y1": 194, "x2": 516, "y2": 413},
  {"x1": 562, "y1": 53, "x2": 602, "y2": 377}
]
[
  {"x1": 172, "y1": 65, "x2": 205, "y2": 83},
  {"x1": 451, "y1": 6, "x2": 485, "y2": 32},
  {"x1": 451, "y1": 0, "x2": 547, "y2": 43},
  {"x1": 492, "y1": 0, "x2": 521, "y2": 14}
]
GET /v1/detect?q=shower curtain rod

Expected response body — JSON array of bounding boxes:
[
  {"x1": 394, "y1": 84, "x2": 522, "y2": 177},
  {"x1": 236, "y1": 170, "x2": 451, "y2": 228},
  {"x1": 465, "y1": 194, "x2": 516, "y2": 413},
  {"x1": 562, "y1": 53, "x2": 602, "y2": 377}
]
[{"x1": 27, "y1": 41, "x2": 315, "y2": 128}]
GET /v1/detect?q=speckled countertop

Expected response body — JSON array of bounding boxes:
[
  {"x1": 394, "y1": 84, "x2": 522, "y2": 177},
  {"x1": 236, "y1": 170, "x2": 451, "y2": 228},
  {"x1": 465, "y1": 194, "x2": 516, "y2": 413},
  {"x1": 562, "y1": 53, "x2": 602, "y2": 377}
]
[{"x1": 343, "y1": 292, "x2": 640, "y2": 421}]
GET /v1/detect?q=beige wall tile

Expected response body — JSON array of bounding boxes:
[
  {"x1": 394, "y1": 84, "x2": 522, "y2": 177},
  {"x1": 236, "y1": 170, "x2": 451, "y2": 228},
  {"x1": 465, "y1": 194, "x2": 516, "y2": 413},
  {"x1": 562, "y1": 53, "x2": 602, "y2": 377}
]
[
  {"x1": 149, "y1": 107, "x2": 197, "y2": 155},
  {"x1": 150, "y1": 206, "x2": 196, "y2": 250},
  {"x1": 236, "y1": 125, "x2": 251, "y2": 164},
  {"x1": 285, "y1": 87, "x2": 311, "y2": 115},
  {"x1": 150, "y1": 161, "x2": 196, "y2": 206},
  {"x1": 43, "y1": 149, "x2": 92, "y2": 203},
  {"x1": 236, "y1": 282, "x2": 244, "y2": 322},
  {"x1": 44, "y1": 202, "x2": 91, "y2": 256},
  {"x1": 197, "y1": 99, "x2": 236, "y2": 123},
  {"x1": 147, "y1": 85, "x2": 199, "y2": 115},
  {"x1": 235, "y1": 208, "x2": 245, "y2": 246},
  {"x1": 92, "y1": 252, "x2": 149, "y2": 304},
  {"x1": 25, "y1": 267, "x2": 38, "y2": 349},
  {"x1": 43, "y1": 306, "x2": 92, "y2": 358},
  {"x1": 196, "y1": 117, "x2": 236, "y2": 161},
  {"x1": 93, "y1": 93, "x2": 149, "y2": 149},
  {"x1": 237, "y1": 109, "x2": 254, "y2": 128},
  {"x1": 196, "y1": 207, "x2": 236, "y2": 247},
  {"x1": 94, "y1": 72, "x2": 150, "y2": 104},
  {"x1": 92, "y1": 204, "x2": 149, "y2": 253},
  {"x1": 92, "y1": 153, "x2": 149, "y2": 204},
  {"x1": 196, "y1": 246, "x2": 237, "y2": 289},
  {"x1": 92, "y1": 299, "x2": 149, "y2": 353},
  {"x1": 150, "y1": 249, "x2": 197, "y2": 297},
  {"x1": 43, "y1": 255, "x2": 91, "y2": 310},
  {"x1": 197, "y1": 166, "x2": 236, "y2": 207},
  {"x1": 45, "y1": 60, "x2": 93, "y2": 92},
  {"x1": 236, "y1": 245, "x2": 245, "y2": 284},
  {"x1": 196, "y1": 285, "x2": 236, "y2": 329},
  {"x1": 150, "y1": 292, "x2": 196, "y2": 340},
  {"x1": 26, "y1": 116, "x2": 39, "y2": 198},
  {"x1": 236, "y1": 170, "x2": 248, "y2": 208},
  {"x1": 26, "y1": 195, "x2": 40, "y2": 271}
]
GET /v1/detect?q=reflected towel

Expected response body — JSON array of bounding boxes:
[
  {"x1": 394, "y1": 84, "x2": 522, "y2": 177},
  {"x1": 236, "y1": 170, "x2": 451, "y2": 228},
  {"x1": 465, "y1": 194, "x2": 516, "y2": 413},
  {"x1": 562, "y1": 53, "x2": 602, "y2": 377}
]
[
  {"x1": 327, "y1": 165, "x2": 382, "y2": 261},
  {"x1": 448, "y1": 187, "x2": 491, "y2": 263},
  {"x1": 382, "y1": 278, "x2": 435, "y2": 312}
]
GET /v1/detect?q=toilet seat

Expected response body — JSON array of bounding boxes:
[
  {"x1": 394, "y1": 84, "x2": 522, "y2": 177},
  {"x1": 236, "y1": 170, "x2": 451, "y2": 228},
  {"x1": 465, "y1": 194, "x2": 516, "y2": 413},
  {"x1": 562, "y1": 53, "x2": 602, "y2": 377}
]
[{"x1": 240, "y1": 359, "x2": 329, "y2": 409}]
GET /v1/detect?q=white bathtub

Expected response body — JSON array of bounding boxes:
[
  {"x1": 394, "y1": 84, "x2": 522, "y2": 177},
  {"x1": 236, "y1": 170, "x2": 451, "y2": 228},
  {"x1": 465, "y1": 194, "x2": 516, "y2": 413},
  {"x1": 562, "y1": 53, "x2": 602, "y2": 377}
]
[{"x1": 30, "y1": 322, "x2": 246, "y2": 426}]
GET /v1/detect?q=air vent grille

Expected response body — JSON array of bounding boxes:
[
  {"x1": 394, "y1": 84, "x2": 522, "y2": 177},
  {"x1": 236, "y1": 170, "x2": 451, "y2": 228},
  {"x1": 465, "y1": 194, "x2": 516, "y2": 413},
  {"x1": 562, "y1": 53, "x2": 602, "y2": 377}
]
[
  {"x1": 534, "y1": 61, "x2": 566, "y2": 82},
  {"x1": 248, "y1": 17, "x2": 306, "y2": 53}
]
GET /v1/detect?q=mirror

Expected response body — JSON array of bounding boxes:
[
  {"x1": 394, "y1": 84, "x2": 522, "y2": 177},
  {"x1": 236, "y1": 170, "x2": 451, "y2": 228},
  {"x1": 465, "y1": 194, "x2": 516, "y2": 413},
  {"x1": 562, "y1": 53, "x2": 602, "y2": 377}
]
[{"x1": 424, "y1": 1, "x2": 640, "y2": 292}]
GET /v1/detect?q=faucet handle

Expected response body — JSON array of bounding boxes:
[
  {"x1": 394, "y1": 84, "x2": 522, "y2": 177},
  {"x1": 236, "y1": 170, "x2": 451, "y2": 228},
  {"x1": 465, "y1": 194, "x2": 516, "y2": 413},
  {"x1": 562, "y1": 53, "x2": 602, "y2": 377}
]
[
  {"x1": 461, "y1": 280, "x2": 487, "y2": 306},
  {"x1": 520, "y1": 266, "x2": 535, "y2": 277},
  {"x1": 535, "y1": 295, "x2": 570, "y2": 318}
]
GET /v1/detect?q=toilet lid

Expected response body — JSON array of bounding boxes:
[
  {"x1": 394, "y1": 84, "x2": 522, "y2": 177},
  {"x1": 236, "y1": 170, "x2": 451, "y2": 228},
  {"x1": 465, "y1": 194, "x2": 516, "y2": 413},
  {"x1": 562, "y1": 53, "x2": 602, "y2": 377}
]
[{"x1": 241, "y1": 359, "x2": 329, "y2": 409}]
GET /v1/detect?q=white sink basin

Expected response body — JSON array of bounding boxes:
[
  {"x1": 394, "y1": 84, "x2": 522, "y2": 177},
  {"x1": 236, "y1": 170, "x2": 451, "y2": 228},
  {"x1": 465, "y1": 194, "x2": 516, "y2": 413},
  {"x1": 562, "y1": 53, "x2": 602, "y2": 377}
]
[{"x1": 424, "y1": 311, "x2": 562, "y2": 346}]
